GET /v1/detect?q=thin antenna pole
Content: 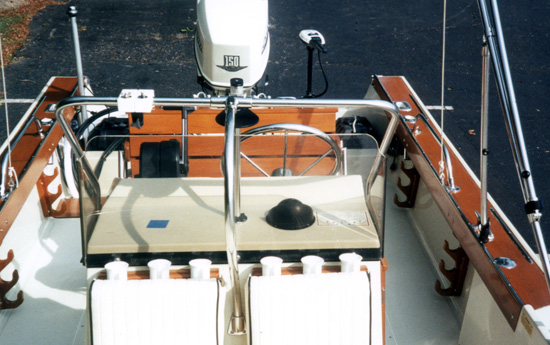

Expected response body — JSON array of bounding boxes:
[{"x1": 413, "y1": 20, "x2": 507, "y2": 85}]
[
  {"x1": 1, "y1": 35, "x2": 12, "y2": 171},
  {"x1": 67, "y1": 6, "x2": 88, "y2": 124},
  {"x1": 438, "y1": 0, "x2": 448, "y2": 184},
  {"x1": 0, "y1": 34, "x2": 19, "y2": 197}
]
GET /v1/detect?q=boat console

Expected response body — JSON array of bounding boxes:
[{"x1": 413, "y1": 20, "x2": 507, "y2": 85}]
[
  {"x1": 86, "y1": 175, "x2": 380, "y2": 267},
  {"x1": 54, "y1": 92, "x2": 397, "y2": 344}
]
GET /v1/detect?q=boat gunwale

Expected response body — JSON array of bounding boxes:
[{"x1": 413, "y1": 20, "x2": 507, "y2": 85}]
[
  {"x1": 0, "y1": 77, "x2": 78, "y2": 246},
  {"x1": 374, "y1": 75, "x2": 550, "y2": 329}
]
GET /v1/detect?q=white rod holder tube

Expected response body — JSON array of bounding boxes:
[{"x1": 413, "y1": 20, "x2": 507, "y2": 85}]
[
  {"x1": 301, "y1": 255, "x2": 324, "y2": 275},
  {"x1": 189, "y1": 259, "x2": 212, "y2": 280},
  {"x1": 260, "y1": 256, "x2": 283, "y2": 277},
  {"x1": 339, "y1": 253, "x2": 363, "y2": 273},
  {"x1": 148, "y1": 259, "x2": 171, "y2": 280},
  {"x1": 105, "y1": 261, "x2": 129, "y2": 280}
]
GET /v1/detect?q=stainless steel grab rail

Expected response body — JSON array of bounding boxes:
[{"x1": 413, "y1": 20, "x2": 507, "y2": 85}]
[
  {"x1": 222, "y1": 97, "x2": 246, "y2": 335},
  {"x1": 0, "y1": 115, "x2": 46, "y2": 199},
  {"x1": 410, "y1": 112, "x2": 460, "y2": 192},
  {"x1": 442, "y1": 143, "x2": 460, "y2": 192}
]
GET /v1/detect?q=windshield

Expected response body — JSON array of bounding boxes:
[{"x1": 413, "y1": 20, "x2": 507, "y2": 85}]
[{"x1": 76, "y1": 116, "x2": 387, "y2": 267}]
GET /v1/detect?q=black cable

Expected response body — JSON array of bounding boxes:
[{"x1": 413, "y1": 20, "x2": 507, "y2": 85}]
[
  {"x1": 71, "y1": 107, "x2": 123, "y2": 185},
  {"x1": 313, "y1": 49, "x2": 329, "y2": 98},
  {"x1": 75, "y1": 107, "x2": 119, "y2": 141},
  {"x1": 304, "y1": 49, "x2": 329, "y2": 99},
  {"x1": 93, "y1": 137, "x2": 125, "y2": 178}
]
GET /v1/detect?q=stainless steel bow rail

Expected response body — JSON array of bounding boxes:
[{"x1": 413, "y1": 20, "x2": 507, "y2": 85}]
[{"x1": 55, "y1": 95, "x2": 400, "y2": 335}]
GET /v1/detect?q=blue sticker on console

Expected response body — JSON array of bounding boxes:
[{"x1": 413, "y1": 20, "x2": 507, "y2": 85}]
[{"x1": 147, "y1": 220, "x2": 169, "y2": 229}]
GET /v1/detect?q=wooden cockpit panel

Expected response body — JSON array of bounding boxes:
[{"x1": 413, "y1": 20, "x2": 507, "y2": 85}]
[{"x1": 126, "y1": 107, "x2": 338, "y2": 177}]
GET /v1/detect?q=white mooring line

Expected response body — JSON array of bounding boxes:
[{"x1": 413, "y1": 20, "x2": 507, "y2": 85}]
[
  {"x1": 425, "y1": 105, "x2": 454, "y2": 111},
  {"x1": 1, "y1": 99, "x2": 35, "y2": 104}
]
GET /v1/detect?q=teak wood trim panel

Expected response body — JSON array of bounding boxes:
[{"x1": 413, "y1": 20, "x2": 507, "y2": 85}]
[
  {"x1": 250, "y1": 265, "x2": 369, "y2": 276},
  {"x1": 96, "y1": 268, "x2": 221, "y2": 280},
  {"x1": 188, "y1": 107, "x2": 337, "y2": 134},
  {"x1": 127, "y1": 107, "x2": 338, "y2": 177},
  {"x1": 375, "y1": 75, "x2": 550, "y2": 329}
]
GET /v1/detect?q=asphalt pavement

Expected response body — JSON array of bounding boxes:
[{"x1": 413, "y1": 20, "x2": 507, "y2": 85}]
[{"x1": 1, "y1": 0, "x2": 549, "y2": 251}]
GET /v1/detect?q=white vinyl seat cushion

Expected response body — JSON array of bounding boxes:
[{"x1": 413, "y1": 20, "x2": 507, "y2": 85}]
[
  {"x1": 249, "y1": 272, "x2": 371, "y2": 345},
  {"x1": 90, "y1": 279, "x2": 221, "y2": 345}
]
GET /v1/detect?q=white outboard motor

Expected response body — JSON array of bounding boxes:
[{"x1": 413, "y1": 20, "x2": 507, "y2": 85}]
[{"x1": 195, "y1": 0, "x2": 270, "y2": 95}]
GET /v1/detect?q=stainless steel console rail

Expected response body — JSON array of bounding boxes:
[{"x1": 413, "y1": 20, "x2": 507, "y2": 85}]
[
  {"x1": 55, "y1": 95, "x2": 400, "y2": 208},
  {"x1": 55, "y1": 95, "x2": 400, "y2": 335}
]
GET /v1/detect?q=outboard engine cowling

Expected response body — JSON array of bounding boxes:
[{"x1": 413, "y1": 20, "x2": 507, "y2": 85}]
[{"x1": 195, "y1": 0, "x2": 270, "y2": 95}]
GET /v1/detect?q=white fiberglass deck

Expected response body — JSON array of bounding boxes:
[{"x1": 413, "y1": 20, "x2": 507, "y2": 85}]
[
  {"x1": 0, "y1": 189, "x2": 86, "y2": 345},
  {"x1": 0, "y1": 183, "x2": 460, "y2": 344},
  {"x1": 384, "y1": 183, "x2": 461, "y2": 344}
]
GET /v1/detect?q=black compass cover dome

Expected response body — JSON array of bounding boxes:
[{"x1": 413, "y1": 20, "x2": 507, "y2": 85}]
[{"x1": 266, "y1": 198, "x2": 315, "y2": 230}]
